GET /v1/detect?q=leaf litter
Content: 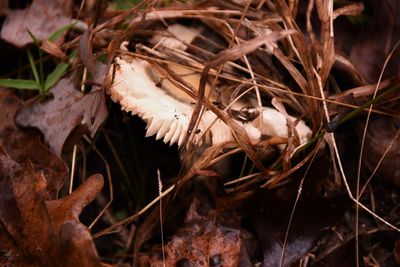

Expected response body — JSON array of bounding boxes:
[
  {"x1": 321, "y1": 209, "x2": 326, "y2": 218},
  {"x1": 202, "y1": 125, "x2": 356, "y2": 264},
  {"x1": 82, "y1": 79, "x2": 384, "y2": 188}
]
[
  {"x1": 16, "y1": 77, "x2": 108, "y2": 156},
  {"x1": 0, "y1": 0, "x2": 73, "y2": 47},
  {"x1": 0, "y1": 0, "x2": 400, "y2": 266}
]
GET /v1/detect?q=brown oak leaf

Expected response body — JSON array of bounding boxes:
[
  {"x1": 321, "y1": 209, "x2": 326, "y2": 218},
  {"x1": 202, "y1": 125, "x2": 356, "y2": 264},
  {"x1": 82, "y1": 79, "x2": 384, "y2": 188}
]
[
  {"x1": 15, "y1": 77, "x2": 108, "y2": 156},
  {"x1": 0, "y1": 151, "x2": 105, "y2": 267},
  {"x1": 0, "y1": 88, "x2": 68, "y2": 198},
  {"x1": 0, "y1": 0, "x2": 73, "y2": 47}
]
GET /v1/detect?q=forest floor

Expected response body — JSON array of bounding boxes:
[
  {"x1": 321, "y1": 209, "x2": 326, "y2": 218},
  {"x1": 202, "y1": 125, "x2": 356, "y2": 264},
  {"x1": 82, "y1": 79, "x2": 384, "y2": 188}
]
[{"x1": 0, "y1": 0, "x2": 400, "y2": 266}]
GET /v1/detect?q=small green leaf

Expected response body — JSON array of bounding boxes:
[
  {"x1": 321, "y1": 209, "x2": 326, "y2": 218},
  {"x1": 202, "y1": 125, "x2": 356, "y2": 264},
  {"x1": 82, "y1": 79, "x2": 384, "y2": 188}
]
[
  {"x1": 44, "y1": 62, "x2": 69, "y2": 91},
  {"x1": 27, "y1": 49, "x2": 41, "y2": 84},
  {"x1": 44, "y1": 51, "x2": 76, "y2": 91},
  {"x1": 0, "y1": 79, "x2": 40, "y2": 90},
  {"x1": 26, "y1": 29, "x2": 40, "y2": 46},
  {"x1": 48, "y1": 22, "x2": 77, "y2": 42}
]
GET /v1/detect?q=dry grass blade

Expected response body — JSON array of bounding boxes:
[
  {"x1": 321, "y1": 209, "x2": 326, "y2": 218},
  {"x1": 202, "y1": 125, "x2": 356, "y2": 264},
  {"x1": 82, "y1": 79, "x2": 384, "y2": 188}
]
[{"x1": 73, "y1": 0, "x2": 400, "y2": 264}]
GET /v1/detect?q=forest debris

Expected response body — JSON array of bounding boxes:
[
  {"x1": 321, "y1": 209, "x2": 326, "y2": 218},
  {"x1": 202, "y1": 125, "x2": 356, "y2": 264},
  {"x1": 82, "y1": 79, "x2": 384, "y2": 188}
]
[
  {"x1": 0, "y1": 148, "x2": 105, "y2": 266},
  {"x1": 244, "y1": 191, "x2": 348, "y2": 266},
  {"x1": 0, "y1": 88, "x2": 106, "y2": 265},
  {"x1": 359, "y1": 116, "x2": 400, "y2": 186},
  {"x1": 0, "y1": 88, "x2": 67, "y2": 198},
  {"x1": 0, "y1": 0, "x2": 73, "y2": 47},
  {"x1": 41, "y1": 40, "x2": 68, "y2": 62},
  {"x1": 79, "y1": 30, "x2": 109, "y2": 84},
  {"x1": 335, "y1": 0, "x2": 400, "y2": 82},
  {"x1": 15, "y1": 77, "x2": 108, "y2": 156},
  {"x1": 146, "y1": 197, "x2": 242, "y2": 266}
]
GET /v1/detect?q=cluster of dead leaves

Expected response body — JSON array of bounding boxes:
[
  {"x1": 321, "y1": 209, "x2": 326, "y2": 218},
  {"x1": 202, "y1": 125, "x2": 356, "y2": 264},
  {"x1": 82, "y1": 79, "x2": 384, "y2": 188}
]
[
  {"x1": 0, "y1": 1, "x2": 112, "y2": 266},
  {"x1": 0, "y1": 89, "x2": 108, "y2": 266}
]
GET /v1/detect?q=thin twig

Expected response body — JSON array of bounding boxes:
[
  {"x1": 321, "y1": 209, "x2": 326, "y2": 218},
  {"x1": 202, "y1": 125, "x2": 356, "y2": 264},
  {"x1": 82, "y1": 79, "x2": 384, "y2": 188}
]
[
  {"x1": 279, "y1": 140, "x2": 322, "y2": 267},
  {"x1": 83, "y1": 135, "x2": 114, "y2": 230},
  {"x1": 157, "y1": 170, "x2": 166, "y2": 267}
]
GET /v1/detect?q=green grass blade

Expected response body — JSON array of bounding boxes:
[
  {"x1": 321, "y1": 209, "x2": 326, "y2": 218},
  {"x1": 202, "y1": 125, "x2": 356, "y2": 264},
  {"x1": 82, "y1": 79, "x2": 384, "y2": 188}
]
[
  {"x1": 27, "y1": 49, "x2": 41, "y2": 84},
  {"x1": 337, "y1": 85, "x2": 400, "y2": 126},
  {"x1": 48, "y1": 22, "x2": 77, "y2": 42},
  {"x1": 0, "y1": 79, "x2": 40, "y2": 90},
  {"x1": 26, "y1": 29, "x2": 40, "y2": 46},
  {"x1": 44, "y1": 51, "x2": 75, "y2": 91},
  {"x1": 44, "y1": 62, "x2": 69, "y2": 91}
]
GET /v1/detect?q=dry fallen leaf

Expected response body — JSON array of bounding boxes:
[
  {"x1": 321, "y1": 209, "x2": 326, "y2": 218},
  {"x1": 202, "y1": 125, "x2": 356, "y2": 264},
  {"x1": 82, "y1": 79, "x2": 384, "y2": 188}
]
[
  {"x1": 0, "y1": 151, "x2": 105, "y2": 267},
  {"x1": 0, "y1": 0, "x2": 73, "y2": 47},
  {"x1": 146, "y1": 197, "x2": 242, "y2": 266},
  {"x1": 15, "y1": 77, "x2": 108, "y2": 156},
  {"x1": 0, "y1": 88, "x2": 68, "y2": 198}
]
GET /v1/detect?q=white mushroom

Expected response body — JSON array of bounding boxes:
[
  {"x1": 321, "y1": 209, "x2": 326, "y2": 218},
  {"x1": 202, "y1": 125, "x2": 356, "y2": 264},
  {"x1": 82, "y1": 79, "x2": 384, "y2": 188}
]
[
  {"x1": 108, "y1": 56, "x2": 311, "y2": 148},
  {"x1": 107, "y1": 24, "x2": 311, "y2": 148}
]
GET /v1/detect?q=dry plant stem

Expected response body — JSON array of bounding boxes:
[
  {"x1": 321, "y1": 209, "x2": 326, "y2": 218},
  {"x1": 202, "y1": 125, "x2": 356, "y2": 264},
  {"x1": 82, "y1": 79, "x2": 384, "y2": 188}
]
[
  {"x1": 316, "y1": 66, "x2": 400, "y2": 234},
  {"x1": 224, "y1": 172, "x2": 261, "y2": 187},
  {"x1": 235, "y1": 1, "x2": 264, "y2": 127},
  {"x1": 359, "y1": 129, "x2": 400, "y2": 197},
  {"x1": 69, "y1": 68, "x2": 88, "y2": 194},
  {"x1": 330, "y1": 132, "x2": 400, "y2": 234},
  {"x1": 369, "y1": 186, "x2": 376, "y2": 215},
  {"x1": 69, "y1": 145, "x2": 78, "y2": 194},
  {"x1": 127, "y1": 51, "x2": 395, "y2": 117},
  {"x1": 157, "y1": 170, "x2": 166, "y2": 267},
  {"x1": 83, "y1": 135, "x2": 114, "y2": 230},
  {"x1": 95, "y1": 193, "x2": 131, "y2": 246},
  {"x1": 208, "y1": 146, "x2": 242, "y2": 166},
  {"x1": 270, "y1": 147, "x2": 318, "y2": 188},
  {"x1": 95, "y1": 149, "x2": 258, "y2": 238},
  {"x1": 355, "y1": 40, "x2": 400, "y2": 265},
  {"x1": 355, "y1": 42, "x2": 400, "y2": 192},
  {"x1": 197, "y1": 86, "x2": 256, "y2": 143},
  {"x1": 93, "y1": 184, "x2": 176, "y2": 239},
  {"x1": 279, "y1": 140, "x2": 323, "y2": 267}
]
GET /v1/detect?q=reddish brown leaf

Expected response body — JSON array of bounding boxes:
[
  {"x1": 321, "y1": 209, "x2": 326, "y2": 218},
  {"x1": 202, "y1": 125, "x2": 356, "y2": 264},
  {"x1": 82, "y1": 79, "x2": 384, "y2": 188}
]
[
  {"x1": 15, "y1": 77, "x2": 108, "y2": 156},
  {"x1": 0, "y1": 146, "x2": 21, "y2": 178},
  {"x1": 0, "y1": 152, "x2": 105, "y2": 266},
  {"x1": 41, "y1": 40, "x2": 68, "y2": 62},
  {"x1": 46, "y1": 174, "x2": 104, "y2": 231},
  {"x1": 0, "y1": 0, "x2": 73, "y2": 47},
  {"x1": 60, "y1": 222, "x2": 103, "y2": 267},
  {"x1": 333, "y1": 3, "x2": 364, "y2": 20},
  {"x1": 79, "y1": 29, "x2": 111, "y2": 88},
  {"x1": 146, "y1": 196, "x2": 242, "y2": 266},
  {"x1": 0, "y1": 88, "x2": 68, "y2": 198}
]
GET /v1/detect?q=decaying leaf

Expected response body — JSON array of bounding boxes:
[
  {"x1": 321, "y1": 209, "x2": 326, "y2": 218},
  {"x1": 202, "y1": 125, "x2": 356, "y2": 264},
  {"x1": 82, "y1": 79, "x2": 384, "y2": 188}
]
[
  {"x1": 0, "y1": 0, "x2": 73, "y2": 47},
  {"x1": 146, "y1": 197, "x2": 242, "y2": 266},
  {"x1": 15, "y1": 77, "x2": 108, "y2": 156},
  {"x1": 0, "y1": 146, "x2": 105, "y2": 266},
  {"x1": 0, "y1": 88, "x2": 67, "y2": 198}
]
